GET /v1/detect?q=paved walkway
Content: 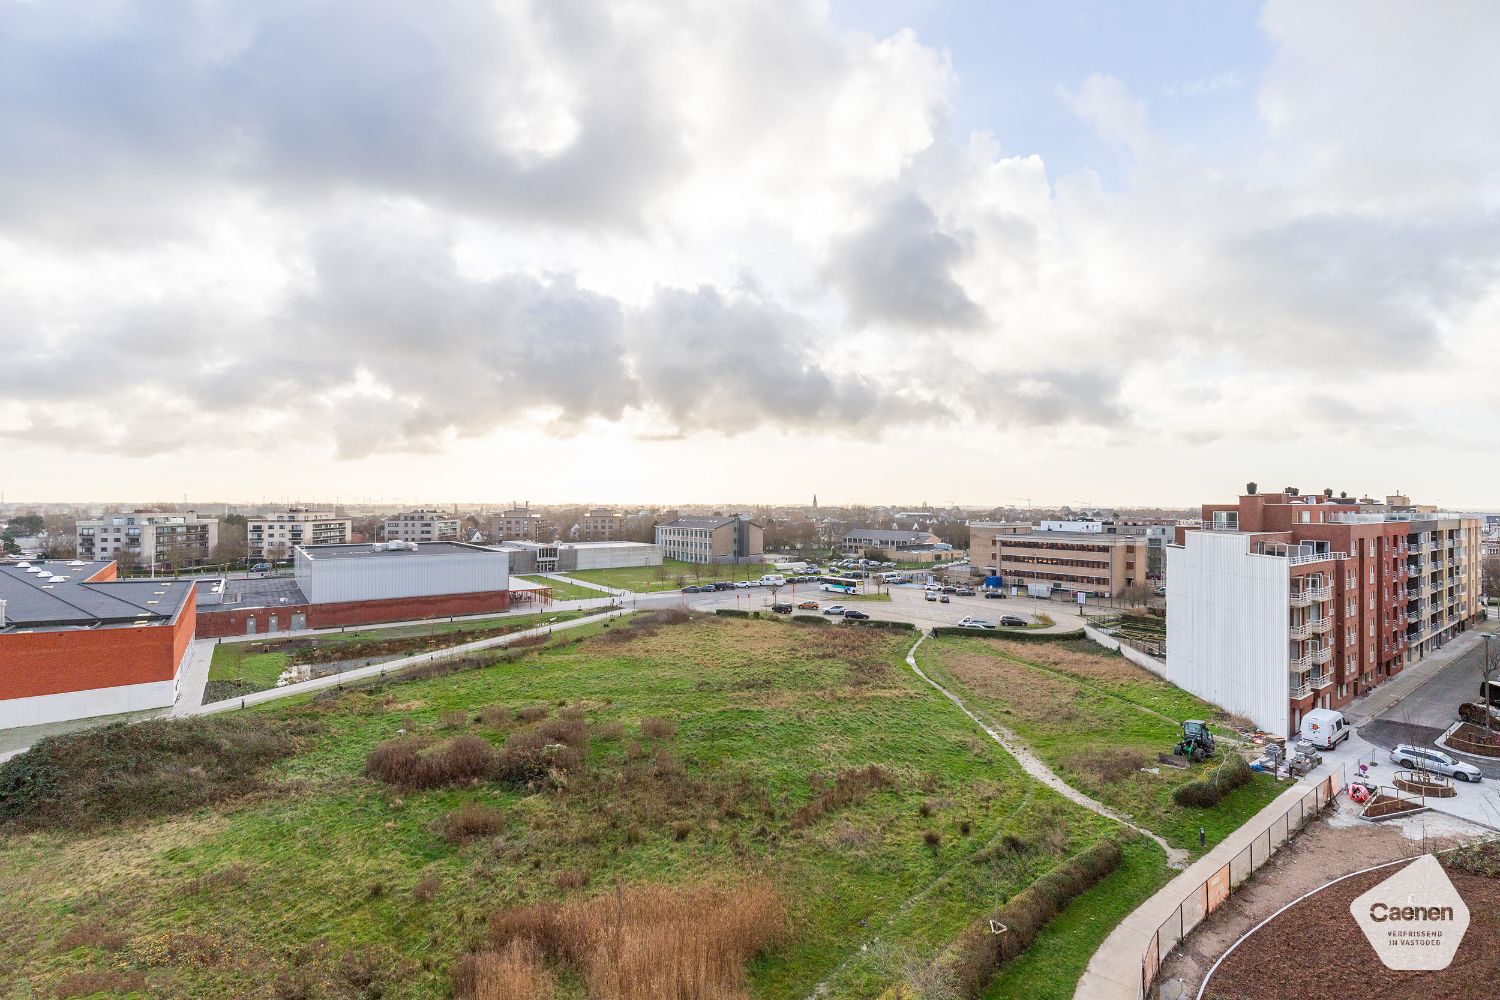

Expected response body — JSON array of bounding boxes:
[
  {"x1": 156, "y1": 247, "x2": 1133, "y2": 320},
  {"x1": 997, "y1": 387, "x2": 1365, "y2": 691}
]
[
  {"x1": 191, "y1": 607, "x2": 629, "y2": 715},
  {"x1": 541, "y1": 572, "x2": 626, "y2": 595}
]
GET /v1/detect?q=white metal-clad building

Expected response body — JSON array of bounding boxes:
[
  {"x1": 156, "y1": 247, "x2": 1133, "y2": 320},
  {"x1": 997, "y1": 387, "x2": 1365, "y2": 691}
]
[
  {"x1": 562, "y1": 541, "x2": 661, "y2": 571},
  {"x1": 1166, "y1": 530, "x2": 1294, "y2": 735},
  {"x1": 293, "y1": 541, "x2": 510, "y2": 605}
]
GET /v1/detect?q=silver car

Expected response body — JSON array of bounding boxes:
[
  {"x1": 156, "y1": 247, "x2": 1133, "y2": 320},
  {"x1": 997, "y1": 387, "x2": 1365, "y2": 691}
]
[{"x1": 1389, "y1": 744, "x2": 1483, "y2": 782}]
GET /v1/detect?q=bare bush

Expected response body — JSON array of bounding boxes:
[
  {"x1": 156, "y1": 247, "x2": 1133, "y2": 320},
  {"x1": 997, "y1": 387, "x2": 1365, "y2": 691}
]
[
  {"x1": 440, "y1": 802, "x2": 507, "y2": 844},
  {"x1": 56, "y1": 920, "x2": 127, "y2": 953},
  {"x1": 53, "y1": 971, "x2": 147, "y2": 998},
  {"x1": 412, "y1": 875, "x2": 441, "y2": 903},
  {"x1": 439, "y1": 710, "x2": 469, "y2": 729},
  {"x1": 517, "y1": 707, "x2": 550, "y2": 724},
  {"x1": 452, "y1": 940, "x2": 554, "y2": 1000},
  {"x1": 640, "y1": 717, "x2": 678, "y2": 741},
  {"x1": 365, "y1": 735, "x2": 498, "y2": 791},
  {"x1": 790, "y1": 764, "x2": 896, "y2": 829},
  {"x1": 479, "y1": 705, "x2": 515, "y2": 728}
]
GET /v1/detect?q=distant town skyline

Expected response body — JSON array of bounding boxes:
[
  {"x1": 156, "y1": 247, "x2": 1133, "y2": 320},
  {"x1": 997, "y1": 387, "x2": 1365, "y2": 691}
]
[{"x1": 3, "y1": 2, "x2": 1497, "y2": 507}]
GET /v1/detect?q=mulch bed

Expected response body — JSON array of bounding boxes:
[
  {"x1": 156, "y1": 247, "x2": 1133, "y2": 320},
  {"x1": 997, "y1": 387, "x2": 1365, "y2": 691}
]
[
  {"x1": 1392, "y1": 773, "x2": 1455, "y2": 798},
  {"x1": 1446, "y1": 723, "x2": 1500, "y2": 758},
  {"x1": 1204, "y1": 861, "x2": 1500, "y2": 999},
  {"x1": 1361, "y1": 793, "x2": 1424, "y2": 819}
]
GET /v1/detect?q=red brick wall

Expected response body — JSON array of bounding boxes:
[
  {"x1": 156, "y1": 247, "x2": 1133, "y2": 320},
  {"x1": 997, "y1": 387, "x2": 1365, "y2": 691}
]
[
  {"x1": 196, "y1": 590, "x2": 513, "y2": 638},
  {"x1": 0, "y1": 595, "x2": 194, "y2": 700}
]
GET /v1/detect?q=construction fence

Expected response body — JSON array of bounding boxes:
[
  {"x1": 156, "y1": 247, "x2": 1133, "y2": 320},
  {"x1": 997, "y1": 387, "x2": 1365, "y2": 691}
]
[{"x1": 1140, "y1": 765, "x2": 1347, "y2": 996}]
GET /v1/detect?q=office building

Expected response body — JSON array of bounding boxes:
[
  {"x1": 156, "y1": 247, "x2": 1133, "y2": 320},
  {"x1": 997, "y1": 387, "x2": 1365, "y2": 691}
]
[
  {"x1": 971, "y1": 520, "x2": 1148, "y2": 596},
  {"x1": 655, "y1": 515, "x2": 764, "y2": 564}
]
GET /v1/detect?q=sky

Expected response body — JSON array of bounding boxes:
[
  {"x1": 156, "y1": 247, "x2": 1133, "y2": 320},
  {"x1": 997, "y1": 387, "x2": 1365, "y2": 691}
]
[{"x1": 2, "y1": 1, "x2": 1498, "y2": 509}]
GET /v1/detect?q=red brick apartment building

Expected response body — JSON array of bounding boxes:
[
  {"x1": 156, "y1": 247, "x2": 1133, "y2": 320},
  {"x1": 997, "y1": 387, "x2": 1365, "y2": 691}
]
[
  {"x1": 0, "y1": 559, "x2": 196, "y2": 729},
  {"x1": 1167, "y1": 489, "x2": 1484, "y2": 736}
]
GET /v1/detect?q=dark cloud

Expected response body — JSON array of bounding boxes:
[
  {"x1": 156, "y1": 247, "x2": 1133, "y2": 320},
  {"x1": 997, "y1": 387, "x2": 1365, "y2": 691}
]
[
  {"x1": 825, "y1": 193, "x2": 986, "y2": 330},
  {"x1": 0, "y1": 0, "x2": 685, "y2": 240}
]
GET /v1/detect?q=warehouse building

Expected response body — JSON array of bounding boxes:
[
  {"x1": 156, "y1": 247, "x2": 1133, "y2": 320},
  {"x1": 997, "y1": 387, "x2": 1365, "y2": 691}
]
[
  {"x1": 499, "y1": 540, "x2": 661, "y2": 574},
  {"x1": 0, "y1": 559, "x2": 195, "y2": 729},
  {"x1": 197, "y1": 541, "x2": 523, "y2": 637}
]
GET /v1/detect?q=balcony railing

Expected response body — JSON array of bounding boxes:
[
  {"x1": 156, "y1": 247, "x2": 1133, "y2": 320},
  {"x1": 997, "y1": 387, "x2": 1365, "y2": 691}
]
[
  {"x1": 1310, "y1": 646, "x2": 1333, "y2": 665},
  {"x1": 1290, "y1": 680, "x2": 1312, "y2": 699},
  {"x1": 1290, "y1": 583, "x2": 1333, "y2": 607},
  {"x1": 1311, "y1": 672, "x2": 1333, "y2": 690},
  {"x1": 1290, "y1": 654, "x2": 1312, "y2": 672}
]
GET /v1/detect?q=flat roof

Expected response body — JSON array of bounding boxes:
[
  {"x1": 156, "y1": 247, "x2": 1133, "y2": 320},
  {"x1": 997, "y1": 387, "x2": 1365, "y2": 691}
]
[
  {"x1": 297, "y1": 542, "x2": 504, "y2": 560},
  {"x1": 0, "y1": 561, "x2": 193, "y2": 632},
  {"x1": 198, "y1": 576, "x2": 309, "y2": 611},
  {"x1": 560, "y1": 541, "x2": 657, "y2": 549}
]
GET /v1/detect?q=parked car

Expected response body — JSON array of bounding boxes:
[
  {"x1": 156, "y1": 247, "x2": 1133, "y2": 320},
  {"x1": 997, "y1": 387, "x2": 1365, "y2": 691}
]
[
  {"x1": 713, "y1": 582, "x2": 734, "y2": 590},
  {"x1": 843, "y1": 609, "x2": 871, "y2": 620},
  {"x1": 954, "y1": 587, "x2": 975, "y2": 596},
  {"x1": 681, "y1": 585, "x2": 701, "y2": 593},
  {"x1": 958, "y1": 617, "x2": 997, "y2": 629},
  {"x1": 249, "y1": 562, "x2": 271, "y2": 573},
  {"x1": 823, "y1": 605, "x2": 848, "y2": 616},
  {"x1": 941, "y1": 585, "x2": 957, "y2": 594},
  {"x1": 924, "y1": 592, "x2": 938, "y2": 602},
  {"x1": 1389, "y1": 744, "x2": 1482, "y2": 782},
  {"x1": 999, "y1": 615, "x2": 1028, "y2": 627},
  {"x1": 1154, "y1": 586, "x2": 1168, "y2": 597},
  {"x1": 984, "y1": 590, "x2": 1004, "y2": 599},
  {"x1": 734, "y1": 581, "x2": 751, "y2": 589},
  {"x1": 770, "y1": 603, "x2": 793, "y2": 614},
  {"x1": 939, "y1": 595, "x2": 950, "y2": 603},
  {"x1": 797, "y1": 600, "x2": 820, "y2": 610}
]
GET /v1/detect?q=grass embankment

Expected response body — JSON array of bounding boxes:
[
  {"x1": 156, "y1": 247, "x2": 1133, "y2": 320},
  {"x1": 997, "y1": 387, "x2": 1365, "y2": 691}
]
[
  {"x1": 918, "y1": 636, "x2": 1283, "y2": 855},
  {"x1": 205, "y1": 609, "x2": 589, "y2": 702},
  {"x1": 2, "y1": 614, "x2": 1128, "y2": 999},
  {"x1": 514, "y1": 575, "x2": 605, "y2": 601},
  {"x1": 565, "y1": 559, "x2": 775, "y2": 593}
]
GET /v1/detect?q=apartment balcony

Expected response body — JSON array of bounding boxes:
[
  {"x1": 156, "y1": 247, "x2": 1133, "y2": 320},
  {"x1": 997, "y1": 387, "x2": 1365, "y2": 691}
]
[
  {"x1": 1289, "y1": 617, "x2": 1333, "y2": 640},
  {"x1": 1290, "y1": 678, "x2": 1312, "y2": 699},
  {"x1": 1290, "y1": 583, "x2": 1333, "y2": 607},
  {"x1": 1311, "y1": 671, "x2": 1333, "y2": 691},
  {"x1": 1309, "y1": 645, "x2": 1333, "y2": 666},
  {"x1": 1290, "y1": 653, "x2": 1313, "y2": 673},
  {"x1": 1407, "y1": 609, "x2": 1421, "y2": 624}
]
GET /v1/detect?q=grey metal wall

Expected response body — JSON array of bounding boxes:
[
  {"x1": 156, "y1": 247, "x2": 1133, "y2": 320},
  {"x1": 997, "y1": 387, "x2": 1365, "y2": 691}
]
[{"x1": 301, "y1": 549, "x2": 510, "y2": 605}]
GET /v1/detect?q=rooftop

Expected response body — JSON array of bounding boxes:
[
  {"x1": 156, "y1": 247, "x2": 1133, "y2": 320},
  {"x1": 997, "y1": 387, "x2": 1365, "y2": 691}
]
[
  {"x1": 297, "y1": 542, "x2": 503, "y2": 560},
  {"x1": 0, "y1": 560, "x2": 193, "y2": 632},
  {"x1": 659, "y1": 515, "x2": 756, "y2": 529},
  {"x1": 197, "y1": 575, "x2": 308, "y2": 611}
]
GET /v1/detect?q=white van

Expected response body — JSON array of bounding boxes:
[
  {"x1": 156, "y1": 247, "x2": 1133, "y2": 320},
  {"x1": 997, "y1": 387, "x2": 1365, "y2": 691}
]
[
  {"x1": 1299, "y1": 708, "x2": 1350, "y2": 750},
  {"x1": 757, "y1": 574, "x2": 787, "y2": 587}
]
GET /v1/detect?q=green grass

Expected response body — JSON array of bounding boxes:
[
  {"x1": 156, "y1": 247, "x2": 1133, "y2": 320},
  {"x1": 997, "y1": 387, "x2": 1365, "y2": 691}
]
[
  {"x1": 206, "y1": 609, "x2": 589, "y2": 699},
  {"x1": 514, "y1": 575, "x2": 605, "y2": 601},
  {"x1": 984, "y1": 836, "x2": 1174, "y2": 1000},
  {"x1": 565, "y1": 558, "x2": 775, "y2": 593},
  {"x1": 918, "y1": 636, "x2": 1284, "y2": 855},
  {"x1": 2, "y1": 614, "x2": 1132, "y2": 999}
]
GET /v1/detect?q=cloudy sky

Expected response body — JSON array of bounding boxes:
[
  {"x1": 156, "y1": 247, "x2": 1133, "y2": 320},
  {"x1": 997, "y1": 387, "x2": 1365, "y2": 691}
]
[{"x1": 3, "y1": 0, "x2": 1497, "y2": 508}]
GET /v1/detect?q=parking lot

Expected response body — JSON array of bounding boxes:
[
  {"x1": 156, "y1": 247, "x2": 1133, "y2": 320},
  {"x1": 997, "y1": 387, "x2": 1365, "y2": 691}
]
[{"x1": 676, "y1": 580, "x2": 1089, "y2": 634}]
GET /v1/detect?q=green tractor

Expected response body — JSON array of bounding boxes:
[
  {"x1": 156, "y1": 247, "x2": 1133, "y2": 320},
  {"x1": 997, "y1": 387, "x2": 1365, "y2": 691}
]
[{"x1": 1174, "y1": 720, "x2": 1216, "y2": 762}]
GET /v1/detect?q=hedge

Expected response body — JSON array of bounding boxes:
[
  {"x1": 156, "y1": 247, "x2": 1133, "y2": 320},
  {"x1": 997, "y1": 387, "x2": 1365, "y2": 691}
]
[
  {"x1": 844, "y1": 618, "x2": 916, "y2": 631},
  {"x1": 930, "y1": 627, "x2": 1086, "y2": 642},
  {"x1": 789, "y1": 614, "x2": 831, "y2": 626},
  {"x1": 714, "y1": 608, "x2": 753, "y2": 618},
  {"x1": 945, "y1": 837, "x2": 1124, "y2": 998},
  {"x1": 1171, "y1": 752, "x2": 1252, "y2": 808}
]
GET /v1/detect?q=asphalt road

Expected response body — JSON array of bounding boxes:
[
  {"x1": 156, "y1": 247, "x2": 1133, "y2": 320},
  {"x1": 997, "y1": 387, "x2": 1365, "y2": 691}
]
[{"x1": 1360, "y1": 638, "x2": 1500, "y2": 778}]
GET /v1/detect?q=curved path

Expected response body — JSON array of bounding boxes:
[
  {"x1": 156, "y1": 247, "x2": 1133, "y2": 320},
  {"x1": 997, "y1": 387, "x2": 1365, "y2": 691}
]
[{"x1": 902, "y1": 634, "x2": 1190, "y2": 868}]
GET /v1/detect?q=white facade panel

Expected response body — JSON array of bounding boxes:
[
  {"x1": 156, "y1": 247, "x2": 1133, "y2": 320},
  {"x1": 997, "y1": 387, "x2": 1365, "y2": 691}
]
[
  {"x1": 1166, "y1": 531, "x2": 1291, "y2": 735},
  {"x1": 566, "y1": 543, "x2": 662, "y2": 571},
  {"x1": 296, "y1": 546, "x2": 510, "y2": 605}
]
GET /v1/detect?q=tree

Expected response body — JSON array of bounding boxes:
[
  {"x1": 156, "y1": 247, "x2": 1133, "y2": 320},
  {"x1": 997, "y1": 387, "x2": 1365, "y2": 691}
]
[
  {"x1": 862, "y1": 547, "x2": 886, "y2": 563},
  {"x1": 112, "y1": 544, "x2": 138, "y2": 576},
  {"x1": 1, "y1": 533, "x2": 19, "y2": 556},
  {"x1": 6, "y1": 513, "x2": 44, "y2": 537},
  {"x1": 1479, "y1": 636, "x2": 1500, "y2": 734},
  {"x1": 1118, "y1": 584, "x2": 1155, "y2": 609},
  {"x1": 1484, "y1": 556, "x2": 1500, "y2": 603}
]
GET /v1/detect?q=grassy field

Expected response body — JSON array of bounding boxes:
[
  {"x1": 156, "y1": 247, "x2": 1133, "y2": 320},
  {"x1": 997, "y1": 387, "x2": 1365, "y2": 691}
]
[
  {"x1": 206, "y1": 609, "x2": 588, "y2": 702},
  {"x1": 514, "y1": 575, "x2": 605, "y2": 601},
  {"x1": 564, "y1": 559, "x2": 775, "y2": 593},
  {"x1": 2, "y1": 613, "x2": 1159, "y2": 999},
  {"x1": 917, "y1": 636, "x2": 1284, "y2": 854}
]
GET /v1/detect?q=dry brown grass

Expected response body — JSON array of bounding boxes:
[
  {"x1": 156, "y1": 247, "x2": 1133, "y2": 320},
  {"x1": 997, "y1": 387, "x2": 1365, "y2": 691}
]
[
  {"x1": 941, "y1": 650, "x2": 1079, "y2": 722},
  {"x1": 517, "y1": 706, "x2": 550, "y2": 724},
  {"x1": 476, "y1": 880, "x2": 786, "y2": 1000},
  {"x1": 412, "y1": 874, "x2": 441, "y2": 902},
  {"x1": 365, "y1": 735, "x2": 499, "y2": 791},
  {"x1": 1064, "y1": 747, "x2": 1150, "y2": 785},
  {"x1": 439, "y1": 709, "x2": 469, "y2": 729},
  {"x1": 452, "y1": 940, "x2": 554, "y2": 1000},
  {"x1": 55, "y1": 919, "x2": 127, "y2": 953},
  {"x1": 639, "y1": 717, "x2": 678, "y2": 741},
  {"x1": 988, "y1": 639, "x2": 1155, "y2": 686},
  {"x1": 440, "y1": 802, "x2": 507, "y2": 844},
  {"x1": 790, "y1": 764, "x2": 896, "y2": 829},
  {"x1": 478, "y1": 704, "x2": 515, "y2": 727},
  {"x1": 53, "y1": 970, "x2": 147, "y2": 998}
]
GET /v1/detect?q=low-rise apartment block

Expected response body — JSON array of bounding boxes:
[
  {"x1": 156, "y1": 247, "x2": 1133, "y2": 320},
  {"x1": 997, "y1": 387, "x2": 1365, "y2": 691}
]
[
  {"x1": 76, "y1": 511, "x2": 218, "y2": 569},
  {"x1": 655, "y1": 515, "x2": 764, "y2": 564},
  {"x1": 492, "y1": 504, "x2": 553, "y2": 543},
  {"x1": 247, "y1": 509, "x2": 352, "y2": 560},
  {"x1": 1167, "y1": 489, "x2": 1484, "y2": 736},
  {"x1": 382, "y1": 509, "x2": 460, "y2": 543}
]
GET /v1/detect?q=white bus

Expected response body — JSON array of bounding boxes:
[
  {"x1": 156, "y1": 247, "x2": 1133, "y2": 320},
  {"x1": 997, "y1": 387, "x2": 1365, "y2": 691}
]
[{"x1": 818, "y1": 575, "x2": 860, "y2": 595}]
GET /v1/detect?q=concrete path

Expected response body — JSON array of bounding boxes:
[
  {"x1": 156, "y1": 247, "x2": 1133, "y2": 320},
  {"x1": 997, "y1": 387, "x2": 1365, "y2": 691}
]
[
  {"x1": 191, "y1": 607, "x2": 629, "y2": 715},
  {"x1": 540, "y1": 572, "x2": 626, "y2": 595},
  {"x1": 171, "y1": 640, "x2": 216, "y2": 717},
  {"x1": 901, "y1": 635, "x2": 1191, "y2": 868}
]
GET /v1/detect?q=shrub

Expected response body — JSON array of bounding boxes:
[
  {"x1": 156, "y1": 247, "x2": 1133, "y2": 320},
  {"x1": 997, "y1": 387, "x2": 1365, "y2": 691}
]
[
  {"x1": 714, "y1": 608, "x2": 751, "y2": 618},
  {"x1": 789, "y1": 614, "x2": 831, "y2": 625},
  {"x1": 412, "y1": 875, "x2": 441, "y2": 902},
  {"x1": 554, "y1": 868, "x2": 590, "y2": 891},
  {"x1": 439, "y1": 709, "x2": 469, "y2": 729},
  {"x1": 495, "y1": 726, "x2": 585, "y2": 787},
  {"x1": 517, "y1": 707, "x2": 550, "y2": 724},
  {"x1": 591, "y1": 721, "x2": 626, "y2": 741},
  {"x1": 640, "y1": 717, "x2": 677, "y2": 741},
  {"x1": 1172, "y1": 753, "x2": 1252, "y2": 808},
  {"x1": 479, "y1": 881, "x2": 785, "y2": 1000},
  {"x1": 441, "y1": 802, "x2": 507, "y2": 843},
  {"x1": 929, "y1": 627, "x2": 1086, "y2": 641},
  {"x1": 790, "y1": 764, "x2": 896, "y2": 829},
  {"x1": 452, "y1": 940, "x2": 554, "y2": 1000},
  {"x1": 947, "y1": 838, "x2": 1123, "y2": 997},
  {"x1": 56, "y1": 920, "x2": 127, "y2": 953},
  {"x1": 365, "y1": 735, "x2": 499, "y2": 791},
  {"x1": 479, "y1": 704, "x2": 515, "y2": 727},
  {"x1": 923, "y1": 829, "x2": 942, "y2": 848},
  {"x1": 0, "y1": 715, "x2": 307, "y2": 831}
]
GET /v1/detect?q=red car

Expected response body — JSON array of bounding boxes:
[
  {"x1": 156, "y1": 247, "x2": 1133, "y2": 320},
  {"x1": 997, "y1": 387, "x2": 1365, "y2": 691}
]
[{"x1": 797, "y1": 600, "x2": 820, "y2": 610}]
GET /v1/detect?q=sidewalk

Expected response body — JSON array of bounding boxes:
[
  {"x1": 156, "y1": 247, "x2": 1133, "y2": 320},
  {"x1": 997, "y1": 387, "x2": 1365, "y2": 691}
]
[
  {"x1": 541, "y1": 572, "x2": 626, "y2": 596},
  {"x1": 1343, "y1": 630, "x2": 1484, "y2": 725},
  {"x1": 192, "y1": 607, "x2": 629, "y2": 715}
]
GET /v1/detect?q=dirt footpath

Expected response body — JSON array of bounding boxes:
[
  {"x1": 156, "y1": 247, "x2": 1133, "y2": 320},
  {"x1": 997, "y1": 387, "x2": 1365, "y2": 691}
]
[{"x1": 1153, "y1": 797, "x2": 1491, "y2": 997}]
